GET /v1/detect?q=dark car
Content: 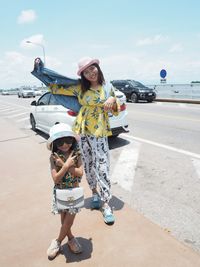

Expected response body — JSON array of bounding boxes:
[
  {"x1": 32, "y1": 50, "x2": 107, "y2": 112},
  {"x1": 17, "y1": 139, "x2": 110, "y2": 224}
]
[{"x1": 111, "y1": 79, "x2": 156, "y2": 103}]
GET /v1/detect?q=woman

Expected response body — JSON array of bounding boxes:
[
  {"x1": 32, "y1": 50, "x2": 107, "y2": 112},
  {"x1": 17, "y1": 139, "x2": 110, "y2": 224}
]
[{"x1": 50, "y1": 57, "x2": 119, "y2": 225}]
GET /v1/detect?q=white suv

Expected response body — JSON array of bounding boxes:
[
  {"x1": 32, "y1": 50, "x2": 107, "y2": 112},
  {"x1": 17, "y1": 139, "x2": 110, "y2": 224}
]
[
  {"x1": 30, "y1": 92, "x2": 129, "y2": 137},
  {"x1": 18, "y1": 88, "x2": 35, "y2": 98}
]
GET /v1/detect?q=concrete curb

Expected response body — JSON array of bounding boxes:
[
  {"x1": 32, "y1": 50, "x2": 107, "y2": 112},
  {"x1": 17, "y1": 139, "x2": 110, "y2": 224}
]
[{"x1": 155, "y1": 98, "x2": 200, "y2": 104}]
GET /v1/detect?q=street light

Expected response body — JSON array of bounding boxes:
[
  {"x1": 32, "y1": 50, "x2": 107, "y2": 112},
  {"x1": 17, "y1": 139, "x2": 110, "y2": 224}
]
[{"x1": 26, "y1": 40, "x2": 46, "y2": 66}]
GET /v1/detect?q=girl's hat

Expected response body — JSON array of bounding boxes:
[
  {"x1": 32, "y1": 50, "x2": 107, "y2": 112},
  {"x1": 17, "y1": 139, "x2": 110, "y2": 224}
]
[
  {"x1": 77, "y1": 57, "x2": 100, "y2": 76},
  {"x1": 47, "y1": 123, "x2": 79, "y2": 150}
]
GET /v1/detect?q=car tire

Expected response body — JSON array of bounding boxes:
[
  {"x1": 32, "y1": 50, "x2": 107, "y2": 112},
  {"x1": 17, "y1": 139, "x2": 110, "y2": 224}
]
[
  {"x1": 130, "y1": 93, "x2": 138, "y2": 103},
  {"x1": 30, "y1": 114, "x2": 36, "y2": 131}
]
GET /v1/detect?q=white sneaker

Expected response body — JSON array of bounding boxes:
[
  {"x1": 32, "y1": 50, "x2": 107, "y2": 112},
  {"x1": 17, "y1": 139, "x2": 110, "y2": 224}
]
[{"x1": 47, "y1": 239, "x2": 61, "y2": 259}]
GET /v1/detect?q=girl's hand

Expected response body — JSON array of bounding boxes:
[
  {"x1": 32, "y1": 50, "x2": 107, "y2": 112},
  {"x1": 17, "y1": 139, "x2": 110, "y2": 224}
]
[
  {"x1": 104, "y1": 97, "x2": 116, "y2": 111},
  {"x1": 52, "y1": 153, "x2": 64, "y2": 167},
  {"x1": 65, "y1": 152, "x2": 76, "y2": 168}
]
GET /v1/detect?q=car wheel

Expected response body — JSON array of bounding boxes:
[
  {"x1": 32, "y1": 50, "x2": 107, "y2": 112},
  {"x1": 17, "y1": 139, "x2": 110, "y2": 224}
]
[
  {"x1": 130, "y1": 93, "x2": 138, "y2": 103},
  {"x1": 30, "y1": 114, "x2": 36, "y2": 131},
  {"x1": 147, "y1": 100, "x2": 153, "y2": 103}
]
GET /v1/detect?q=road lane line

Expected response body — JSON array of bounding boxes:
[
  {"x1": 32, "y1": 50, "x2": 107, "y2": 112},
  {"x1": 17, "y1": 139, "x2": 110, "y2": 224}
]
[
  {"x1": 7, "y1": 112, "x2": 29, "y2": 118},
  {"x1": 0, "y1": 100, "x2": 29, "y2": 110},
  {"x1": 0, "y1": 108, "x2": 15, "y2": 113},
  {"x1": 0, "y1": 106, "x2": 9, "y2": 110},
  {"x1": 110, "y1": 139, "x2": 140, "y2": 192},
  {"x1": 122, "y1": 133, "x2": 200, "y2": 160},
  {"x1": 16, "y1": 117, "x2": 29, "y2": 122},
  {"x1": 192, "y1": 159, "x2": 200, "y2": 179},
  {"x1": 3, "y1": 109, "x2": 22, "y2": 115}
]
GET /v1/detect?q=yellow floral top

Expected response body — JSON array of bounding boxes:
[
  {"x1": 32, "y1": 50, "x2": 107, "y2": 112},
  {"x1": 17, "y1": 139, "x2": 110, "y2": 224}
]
[{"x1": 50, "y1": 83, "x2": 120, "y2": 137}]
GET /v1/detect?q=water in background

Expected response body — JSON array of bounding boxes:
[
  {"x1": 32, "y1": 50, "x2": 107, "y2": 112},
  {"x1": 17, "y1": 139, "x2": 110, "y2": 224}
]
[{"x1": 148, "y1": 84, "x2": 200, "y2": 100}]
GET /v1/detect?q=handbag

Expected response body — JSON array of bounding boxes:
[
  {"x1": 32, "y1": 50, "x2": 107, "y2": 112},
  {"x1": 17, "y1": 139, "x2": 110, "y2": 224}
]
[{"x1": 55, "y1": 187, "x2": 84, "y2": 210}]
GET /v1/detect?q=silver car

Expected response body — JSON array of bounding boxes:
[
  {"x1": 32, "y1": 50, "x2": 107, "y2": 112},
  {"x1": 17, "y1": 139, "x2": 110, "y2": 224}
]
[{"x1": 18, "y1": 88, "x2": 35, "y2": 98}]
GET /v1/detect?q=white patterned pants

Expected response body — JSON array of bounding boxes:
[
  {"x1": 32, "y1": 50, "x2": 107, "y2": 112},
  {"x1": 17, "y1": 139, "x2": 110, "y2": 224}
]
[{"x1": 79, "y1": 135, "x2": 111, "y2": 203}]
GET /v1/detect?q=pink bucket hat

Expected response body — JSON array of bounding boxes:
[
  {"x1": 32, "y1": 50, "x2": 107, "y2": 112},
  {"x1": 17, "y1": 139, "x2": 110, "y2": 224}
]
[{"x1": 77, "y1": 57, "x2": 100, "y2": 76}]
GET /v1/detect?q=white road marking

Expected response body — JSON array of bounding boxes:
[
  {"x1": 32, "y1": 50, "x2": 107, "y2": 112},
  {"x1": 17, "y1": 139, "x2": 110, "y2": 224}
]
[
  {"x1": 7, "y1": 112, "x2": 28, "y2": 118},
  {"x1": 179, "y1": 103, "x2": 187, "y2": 108},
  {"x1": 110, "y1": 139, "x2": 140, "y2": 192},
  {"x1": 122, "y1": 133, "x2": 200, "y2": 160},
  {"x1": 16, "y1": 117, "x2": 29, "y2": 122},
  {"x1": 0, "y1": 108, "x2": 15, "y2": 113},
  {"x1": 0, "y1": 106, "x2": 9, "y2": 110},
  {"x1": 3, "y1": 109, "x2": 22, "y2": 115},
  {"x1": 192, "y1": 159, "x2": 200, "y2": 179},
  {"x1": 0, "y1": 100, "x2": 29, "y2": 110}
]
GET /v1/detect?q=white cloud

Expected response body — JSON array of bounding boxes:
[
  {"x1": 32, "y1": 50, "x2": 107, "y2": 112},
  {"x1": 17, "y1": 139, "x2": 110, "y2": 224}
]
[
  {"x1": 136, "y1": 34, "x2": 169, "y2": 46},
  {"x1": 169, "y1": 43, "x2": 183, "y2": 53},
  {"x1": 5, "y1": 51, "x2": 25, "y2": 64},
  {"x1": 17, "y1": 9, "x2": 37, "y2": 24},
  {"x1": 0, "y1": 51, "x2": 38, "y2": 89}
]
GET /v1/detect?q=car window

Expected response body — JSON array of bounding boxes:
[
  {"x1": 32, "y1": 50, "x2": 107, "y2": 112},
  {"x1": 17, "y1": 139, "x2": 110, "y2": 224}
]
[
  {"x1": 130, "y1": 81, "x2": 146, "y2": 88},
  {"x1": 49, "y1": 94, "x2": 59, "y2": 105},
  {"x1": 37, "y1": 93, "x2": 50, "y2": 106}
]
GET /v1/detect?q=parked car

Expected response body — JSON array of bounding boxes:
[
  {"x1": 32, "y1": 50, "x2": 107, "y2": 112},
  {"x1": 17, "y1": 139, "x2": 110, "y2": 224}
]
[
  {"x1": 111, "y1": 79, "x2": 156, "y2": 103},
  {"x1": 30, "y1": 92, "x2": 129, "y2": 137},
  {"x1": 18, "y1": 88, "x2": 35, "y2": 98},
  {"x1": 34, "y1": 89, "x2": 43, "y2": 96},
  {"x1": 2, "y1": 90, "x2": 10, "y2": 95}
]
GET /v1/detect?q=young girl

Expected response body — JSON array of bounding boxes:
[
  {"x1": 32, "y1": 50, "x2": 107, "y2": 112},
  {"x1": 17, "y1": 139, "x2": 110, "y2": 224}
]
[
  {"x1": 46, "y1": 123, "x2": 83, "y2": 259},
  {"x1": 50, "y1": 57, "x2": 120, "y2": 225}
]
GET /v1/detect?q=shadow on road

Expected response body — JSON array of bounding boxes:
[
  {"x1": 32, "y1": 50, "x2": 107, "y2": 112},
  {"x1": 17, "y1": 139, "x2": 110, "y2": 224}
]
[
  {"x1": 108, "y1": 136, "x2": 130, "y2": 150},
  {"x1": 84, "y1": 194, "x2": 124, "y2": 211},
  {"x1": 60, "y1": 237, "x2": 93, "y2": 263}
]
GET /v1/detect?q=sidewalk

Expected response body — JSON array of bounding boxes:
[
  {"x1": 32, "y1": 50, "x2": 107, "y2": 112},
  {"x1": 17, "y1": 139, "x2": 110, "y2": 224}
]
[{"x1": 1, "y1": 121, "x2": 200, "y2": 266}]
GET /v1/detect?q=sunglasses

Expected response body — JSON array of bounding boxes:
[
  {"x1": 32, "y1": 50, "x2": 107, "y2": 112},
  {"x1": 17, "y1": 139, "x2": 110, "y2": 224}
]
[{"x1": 55, "y1": 137, "x2": 74, "y2": 147}]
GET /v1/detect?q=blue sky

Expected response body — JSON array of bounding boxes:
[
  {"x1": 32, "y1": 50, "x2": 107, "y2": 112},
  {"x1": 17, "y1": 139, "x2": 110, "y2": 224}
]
[{"x1": 1, "y1": 0, "x2": 200, "y2": 89}]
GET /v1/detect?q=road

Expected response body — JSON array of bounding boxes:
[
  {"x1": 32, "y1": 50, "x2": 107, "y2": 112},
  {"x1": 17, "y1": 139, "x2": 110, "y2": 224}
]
[{"x1": 0, "y1": 95, "x2": 200, "y2": 253}]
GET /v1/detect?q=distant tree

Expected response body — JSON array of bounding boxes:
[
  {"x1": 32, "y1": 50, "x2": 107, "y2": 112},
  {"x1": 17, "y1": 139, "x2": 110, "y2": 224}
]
[{"x1": 191, "y1": 81, "x2": 200, "y2": 83}]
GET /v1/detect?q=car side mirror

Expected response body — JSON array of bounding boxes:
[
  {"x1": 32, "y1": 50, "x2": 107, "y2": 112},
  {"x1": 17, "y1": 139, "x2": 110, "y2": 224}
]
[{"x1": 31, "y1": 100, "x2": 37, "y2": 106}]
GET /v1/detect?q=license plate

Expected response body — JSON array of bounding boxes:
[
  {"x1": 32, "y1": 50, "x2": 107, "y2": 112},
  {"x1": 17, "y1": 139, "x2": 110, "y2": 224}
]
[{"x1": 148, "y1": 93, "x2": 153, "y2": 95}]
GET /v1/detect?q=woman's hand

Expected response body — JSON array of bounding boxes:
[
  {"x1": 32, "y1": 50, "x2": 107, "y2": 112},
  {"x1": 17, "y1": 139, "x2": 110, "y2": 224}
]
[{"x1": 104, "y1": 97, "x2": 117, "y2": 111}]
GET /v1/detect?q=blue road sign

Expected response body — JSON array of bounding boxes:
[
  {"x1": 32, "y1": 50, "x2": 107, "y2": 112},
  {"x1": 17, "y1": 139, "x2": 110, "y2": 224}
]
[{"x1": 160, "y1": 69, "x2": 167, "y2": 78}]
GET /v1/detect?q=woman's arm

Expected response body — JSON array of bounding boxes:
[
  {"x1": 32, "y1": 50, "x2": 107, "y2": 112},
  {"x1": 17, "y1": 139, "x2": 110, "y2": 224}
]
[
  {"x1": 103, "y1": 85, "x2": 120, "y2": 115},
  {"x1": 49, "y1": 84, "x2": 81, "y2": 97}
]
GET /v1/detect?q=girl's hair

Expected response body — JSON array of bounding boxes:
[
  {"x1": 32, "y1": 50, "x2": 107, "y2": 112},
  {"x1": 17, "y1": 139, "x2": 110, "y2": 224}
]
[
  {"x1": 52, "y1": 137, "x2": 77, "y2": 153},
  {"x1": 80, "y1": 63, "x2": 105, "y2": 93}
]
